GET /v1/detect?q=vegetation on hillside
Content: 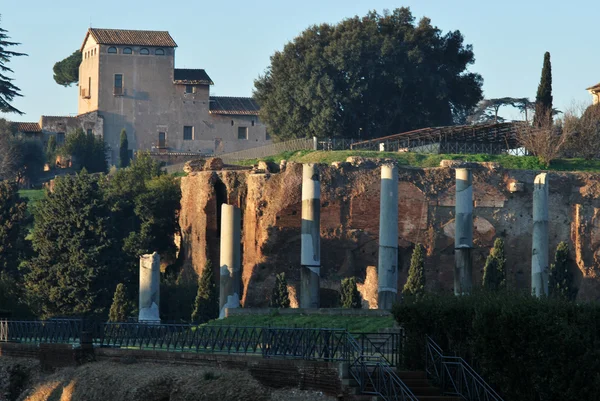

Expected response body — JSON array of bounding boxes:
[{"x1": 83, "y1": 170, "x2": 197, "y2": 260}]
[
  {"x1": 235, "y1": 149, "x2": 600, "y2": 172},
  {"x1": 255, "y1": 7, "x2": 483, "y2": 141}
]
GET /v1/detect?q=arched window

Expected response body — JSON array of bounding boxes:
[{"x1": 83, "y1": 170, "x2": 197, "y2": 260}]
[
  {"x1": 123, "y1": 47, "x2": 132, "y2": 54},
  {"x1": 155, "y1": 48, "x2": 165, "y2": 55},
  {"x1": 108, "y1": 47, "x2": 117, "y2": 54},
  {"x1": 140, "y1": 48, "x2": 149, "y2": 55}
]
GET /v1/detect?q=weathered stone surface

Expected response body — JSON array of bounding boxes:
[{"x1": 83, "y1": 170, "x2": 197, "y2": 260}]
[
  {"x1": 203, "y1": 157, "x2": 224, "y2": 171},
  {"x1": 508, "y1": 181, "x2": 525, "y2": 192},
  {"x1": 183, "y1": 159, "x2": 206, "y2": 173},
  {"x1": 179, "y1": 166, "x2": 600, "y2": 305}
]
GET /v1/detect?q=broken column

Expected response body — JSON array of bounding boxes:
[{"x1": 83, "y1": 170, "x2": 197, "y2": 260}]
[
  {"x1": 301, "y1": 163, "x2": 321, "y2": 308},
  {"x1": 139, "y1": 252, "x2": 160, "y2": 322},
  {"x1": 532, "y1": 173, "x2": 549, "y2": 297},
  {"x1": 219, "y1": 204, "x2": 242, "y2": 318},
  {"x1": 454, "y1": 168, "x2": 473, "y2": 295},
  {"x1": 378, "y1": 164, "x2": 398, "y2": 309}
]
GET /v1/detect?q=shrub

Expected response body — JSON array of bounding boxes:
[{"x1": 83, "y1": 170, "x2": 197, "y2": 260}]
[
  {"x1": 403, "y1": 244, "x2": 425, "y2": 297},
  {"x1": 108, "y1": 283, "x2": 130, "y2": 322},
  {"x1": 393, "y1": 292, "x2": 600, "y2": 400},
  {"x1": 482, "y1": 238, "x2": 506, "y2": 290},
  {"x1": 340, "y1": 277, "x2": 361, "y2": 309},
  {"x1": 549, "y1": 242, "x2": 576, "y2": 300},
  {"x1": 269, "y1": 272, "x2": 290, "y2": 308},
  {"x1": 191, "y1": 260, "x2": 218, "y2": 323}
]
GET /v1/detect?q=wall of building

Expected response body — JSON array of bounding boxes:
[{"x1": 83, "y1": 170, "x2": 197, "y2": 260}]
[
  {"x1": 179, "y1": 163, "x2": 600, "y2": 308},
  {"x1": 84, "y1": 42, "x2": 270, "y2": 165},
  {"x1": 78, "y1": 36, "x2": 100, "y2": 114}
]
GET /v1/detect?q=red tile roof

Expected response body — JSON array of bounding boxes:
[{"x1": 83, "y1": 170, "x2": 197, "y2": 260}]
[
  {"x1": 174, "y1": 69, "x2": 213, "y2": 85},
  {"x1": 13, "y1": 122, "x2": 41, "y2": 133},
  {"x1": 209, "y1": 97, "x2": 260, "y2": 116},
  {"x1": 81, "y1": 28, "x2": 177, "y2": 51}
]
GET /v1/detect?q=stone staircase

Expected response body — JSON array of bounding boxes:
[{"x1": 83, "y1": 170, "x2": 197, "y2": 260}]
[
  {"x1": 396, "y1": 371, "x2": 460, "y2": 401},
  {"x1": 344, "y1": 369, "x2": 461, "y2": 401}
]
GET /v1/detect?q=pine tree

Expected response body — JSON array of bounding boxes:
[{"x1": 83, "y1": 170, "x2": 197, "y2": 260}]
[
  {"x1": 533, "y1": 52, "x2": 553, "y2": 128},
  {"x1": 483, "y1": 238, "x2": 506, "y2": 291},
  {"x1": 108, "y1": 283, "x2": 130, "y2": 322},
  {"x1": 340, "y1": 277, "x2": 362, "y2": 309},
  {"x1": 0, "y1": 16, "x2": 27, "y2": 114},
  {"x1": 269, "y1": 273, "x2": 291, "y2": 308},
  {"x1": 191, "y1": 260, "x2": 218, "y2": 323},
  {"x1": 403, "y1": 244, "x2": 426, "y2": 297},
  {"x1": 0, "y1": 181, "x2": 29, "y2": 277},
  {"x1": 549, "y1": 242, "x2": 575, "y2": 300},
  {"x1": 119, "y1": 129, "x2": 130, "y2": 168}
]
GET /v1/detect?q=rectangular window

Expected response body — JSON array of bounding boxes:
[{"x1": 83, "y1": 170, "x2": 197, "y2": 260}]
[
  {"x1": 158, "y1": 132, "x2": 166, "y2": 148},
  {"x1": 185, "y1": 85, "x2": 194, "y2": 94},
  {"x1": 183, "y1": 126, "x2": 193, "y2": 140},
  {"x1": 114, "y1": 74, "x2": 123, "y2": 96},
  {"x1": 238, "y1": 127, "x2": 248, "y2": 140},
  {"x1": 88, "y1": 77, "x2": 91, "y2": 98},
  {"x1": 57, "y1": 132, "x2": 65, "y2": 145}
]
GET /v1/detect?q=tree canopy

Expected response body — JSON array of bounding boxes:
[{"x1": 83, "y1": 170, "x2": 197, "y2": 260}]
[
  {"x1": 533, "y1": 52, "x2": 553, "y2": 128},
  {"x1": 0, "y1": 16, "x2": 27, "y2": 114},
  {"x1": 254, "y1": 8, "x2": 483, "y2": 141},
  {"x1": 63, "y1": 128, "x2": 107, "y2": 173},
  {"x1": 53, "y1": 50, "x2": 81, "y2": 87}
]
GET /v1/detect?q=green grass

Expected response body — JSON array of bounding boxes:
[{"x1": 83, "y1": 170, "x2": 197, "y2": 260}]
[
  {"x1": 234, "y1": 150, "x2": 600, "y2": 172},
  {"x1": 206, "y1": 312, "x2": 396, "y2": 332}
]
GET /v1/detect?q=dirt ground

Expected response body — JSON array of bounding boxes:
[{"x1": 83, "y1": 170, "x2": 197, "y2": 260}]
[{"x1": 2, "y1": 358, "x2": 336, "y2": 401}]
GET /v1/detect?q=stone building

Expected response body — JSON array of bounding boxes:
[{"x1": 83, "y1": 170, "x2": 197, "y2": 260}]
[
  {"x1": 14, "y1": 28, "x2": 269, "y2": 165},
  {"x1": 587, "y1": 82, "x2": 600, "y2": 105}
]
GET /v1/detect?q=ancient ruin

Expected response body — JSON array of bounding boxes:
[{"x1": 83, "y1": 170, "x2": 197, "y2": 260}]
[
  {"x1": 377, "y1": 164, "x2": 399, "y2": 309},
  {"x1": 139, "y1": 252, "x2": 160, "y2": 322},
  {"x1": 300, "y1": 163, "x2": 321, "y2": 308},
  {"x1": 454, "y1": 168, "x2": 474, "y2": 295},
  {"x1": 219, "y1": 204, "x2": 242, "y2": 318},
  {"x1": 532, "y1": 173, "x2": 549, "y2": 297}
]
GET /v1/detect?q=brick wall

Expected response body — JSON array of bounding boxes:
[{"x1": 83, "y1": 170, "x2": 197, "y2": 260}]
[{"x1": 95, "y1": 348, "x2": 343, "y2": 396}]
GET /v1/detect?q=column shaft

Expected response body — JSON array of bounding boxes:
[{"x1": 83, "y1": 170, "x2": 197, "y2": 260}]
[
  {"x1": 532, "y1": 173, "x2": 549, "y2": 297},
  {"x1": 301, "y1": 163, "x2": 321, "y2": 308},
  {"x1": 219, "y1": 204, "x2": 241, "y2": 318},
  {"x1": 454, "y1": 168, "x2": 473, "y2": 295},
  {"x1": 378, "y1": 164, "x2": 399, "y2": 309}
]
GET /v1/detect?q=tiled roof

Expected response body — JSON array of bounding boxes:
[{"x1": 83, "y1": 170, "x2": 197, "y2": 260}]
[
  {"x1": 587, "y1": 82, "x2": 600, "y2": 91},
  {"x1": 173, "y1": 69, "x2": 213, "y2": 85},
  {"x1": 13, "y1": 122, "x2": 41, "y2": 133},
  {"x1": 209, "y1": 97, "x2": 260, "y2": 116},
  {"x1": 82, "y1": 28, "x2": 177, "y2": 51}
]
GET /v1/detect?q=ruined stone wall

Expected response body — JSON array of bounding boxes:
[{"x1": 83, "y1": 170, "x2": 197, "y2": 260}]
[{"x1": 179, "y1": 162, "x2": 600, "y2": 306}]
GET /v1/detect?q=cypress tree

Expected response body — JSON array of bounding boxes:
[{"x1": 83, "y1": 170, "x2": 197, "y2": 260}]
[
  {"x1": 533, "y1": 52, "x2": 553, "y2": 128},
  {"x1": 403, "y1": 244, "x2": 426, "y2": 297},
  {"x1": 108, "y1": 283, "x2": 130, "y2": 322},
  {"x1": 340, "y1": 277, "x2": 362, "y2": 309},
  {"x1": 549, "y1": 242, "x2": 575, "y2": 300},
  {"x1": 191, "y1": 260, "x2": 218, "y2": 323},
  {"x1": 119, "y1": 129, "x2": 129, "y2": 168},
  {"x1": 0, "y1": 181, "x2": 28, "y2": 277},
  {"x1": 269, "y1": 272, "x2": 290, "y2": 308},
  {"x1": 482, "y1": 238, "x2": 506, "y2": 291}
]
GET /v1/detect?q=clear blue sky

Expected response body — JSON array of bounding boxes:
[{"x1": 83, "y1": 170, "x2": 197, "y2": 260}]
[{"x1": 1, "y1": 0, "x2": 598, "y2": 122}]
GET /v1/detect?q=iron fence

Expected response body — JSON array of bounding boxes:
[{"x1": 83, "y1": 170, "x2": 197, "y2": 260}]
[
  {"x1": 0, "y1": 319, "x2": 85, "y2": 344},
  {"x1": 219, "y1": 137, "x2": 315, "y2": 164},
  {"x1": 426, "y1": 335, "x2": 503, "y2": 401}
]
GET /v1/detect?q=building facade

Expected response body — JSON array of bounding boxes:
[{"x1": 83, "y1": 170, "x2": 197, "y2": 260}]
[
  {"x1": 587, "y1": 82, "x2": 600, "y2": 105},
  {"x1": 15, "y1": 28, "x2": 269, "y2": 166}
]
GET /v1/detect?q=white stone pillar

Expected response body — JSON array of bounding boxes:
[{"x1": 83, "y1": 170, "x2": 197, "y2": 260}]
[
  {"x1": 454, "y1": 168, "x2": 473, "y2": 295},
  {"x1": 139, "y1": 252, "x2": 160, "y2": 322},
  {"x1": 301, "y1": 163, "x2": 321, "y2": 308},
  {"x1": 378, "y1": 164, "x2": 399, "y2": 309},
  {"x1": 532, "y1": 173, "x2": 549, "y2": 297},
  {"x1": 219, "y1": 204, "x2": 241, "y2": 318}
]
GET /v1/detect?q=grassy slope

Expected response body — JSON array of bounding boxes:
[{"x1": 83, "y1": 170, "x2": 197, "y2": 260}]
[
  {"x1": 207, "y1": 313, "x2": 396, "y2": 332},
  {"x1": 235, "y1": 150, "x2": 600, "y2": 172}
]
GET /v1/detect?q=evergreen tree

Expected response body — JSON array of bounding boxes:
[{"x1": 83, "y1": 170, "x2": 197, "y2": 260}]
[
  {"x1": 549, "y1": 242, "x2": 575, "y2": 300},
  {"x1": 63, "y1": 128, "x2": 107, "y2": 173},
  {"x1": 340, "y1": 277, "x2": 362, "y2": 309},
  {"x1": 533, "y1": 52, "x2": 553, "y2": 128},
  {"x1": 269, "y1": 273, "x2": 290, "y2": 308},
  {"x1": 119, "y1": 129, "x2": 130, "y2": 168},
  {"x1": 46, "y1": 135, "x2": 57, "y2": 164},
  {"x1": 0, "y1": 181, "x2": 28, "y2": 277},
  {"x1": 108, "y1": 283, "x2": 130, "y2": 322},
  {"x1": 191, "y1": 260, "x2": 218, "y2": 323},
  {"x1": 0, "y1": 16, "x2": 27, "y2": 114},
  {"x1": 403, "y1": 244, "x2": 426, "y2": 297},
  {"x1": 24, "y1": 171, "x2": 122, "y2": 318},
  {"x1": 482, "y1": 238, "x2": 506, "y2": 291},
  {"x1": 52, "y1": 50, "x2": 81, "y2": 87}
]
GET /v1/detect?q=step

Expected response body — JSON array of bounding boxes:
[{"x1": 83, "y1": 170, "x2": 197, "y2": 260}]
[
  {"x1": 409, "y1": 386, "x2": 443, "y2": 396},
  {"x1": 396, "y1": 370, "x2": 427, "y2": 380}
]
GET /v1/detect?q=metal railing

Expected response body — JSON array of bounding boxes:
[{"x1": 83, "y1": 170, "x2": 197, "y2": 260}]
[
  {"x1": 426, "y1": 335, "x2": 503, "y2": 401},
  {"x1": 219, "y1": 137, "x2": 315, "y2": 164},
  {"x1": 0, "y1": 319, "x2": 85, "y2": 344},
  {"x1": 353, "y1": 331, "x2": 403, "y2": 367}
]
